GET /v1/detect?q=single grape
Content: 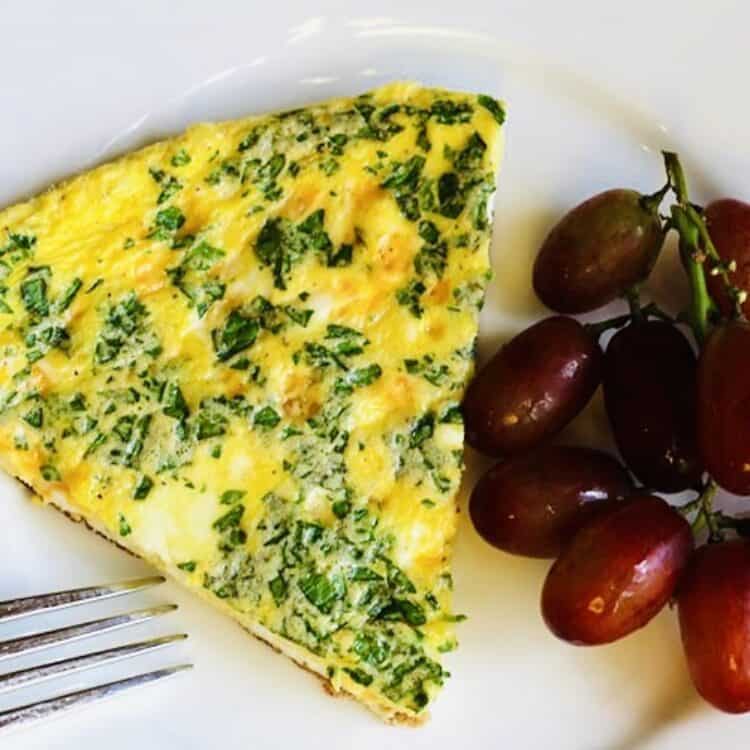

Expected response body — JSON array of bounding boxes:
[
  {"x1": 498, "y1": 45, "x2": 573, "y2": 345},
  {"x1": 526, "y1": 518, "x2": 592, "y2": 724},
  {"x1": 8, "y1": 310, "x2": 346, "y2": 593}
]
[
  {"x1": 470, "y1": 445, "x2": 632, "y2": 558},
  {"x1": 603, "y1": 320, "x2": 702, "y2": 492},
  {"x1": 678, "y1": 540, "x2": 750, "y2": 713},
  {"x1": 541, "y1": 494, "x2": 693, "y2": 645},
  {"x1": 705, "y1": 199, "x2": 750, "y2": 318},
  {"x1": 462, "y1": 317, "x2": 601, "y2": 457},
  {"x1": 533, "y1": 189, "x2": 664, "y2": 313},
  {"x1": 697, "y1": 320, "x2": 750, "y2": 494}
]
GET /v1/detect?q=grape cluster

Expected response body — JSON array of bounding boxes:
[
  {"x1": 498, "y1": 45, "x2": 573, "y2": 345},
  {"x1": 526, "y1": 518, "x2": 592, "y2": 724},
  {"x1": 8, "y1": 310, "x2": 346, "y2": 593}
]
[{"x1": 465, "y1": 152, "x2": 750, "y2": 714}]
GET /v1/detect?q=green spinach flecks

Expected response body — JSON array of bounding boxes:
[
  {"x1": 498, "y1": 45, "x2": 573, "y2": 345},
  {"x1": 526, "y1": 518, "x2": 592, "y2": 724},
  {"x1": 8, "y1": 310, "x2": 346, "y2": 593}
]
[
  {"x1": 167, "y1": 241, "x2": 226, "y2": 318},
  {"x1": 334, "y1": 363, "x2": 382, "y2": 395},
  {"x1": 477, "y1": 94, "x2": 506, "y2": 125},
  {"x1": 255, "y1": 210, "x2": 354, "y2": 289},
  {"x1": 429, "y1": 99, "x2": 473, "y2": 124},
  {"x1": 220, "y1": 489, "x2": 246, "y2": 505},
  {"x1": 0, "y1": 231, "x2": 36, "y2": 268},
  {"x1": 396, "y1": 279, "x2": 426, "y2": 318},
  {"x1": 253, "y1": 405, "x2": 281, "y2": 429},
  {"x1": 19, "y1": 269, "x2": 83, "y2": 362},
  {"x1": 404, "y1": 355, "x2": 452, "y2": 387},
  {"x1": 94, "y1": 292, "x2": 161, "y2": 368},
  {"x1": 212, "y1": 310, "x2": 260, "y2": 362},
  {"x1": 118, "y1": 513, "x2": 132, "y2": 537},
  {"x1": 206, "y1": 159, "x2": 241, "y2": 186},
  {"x1": 54, "y1": 278, "x2": 83, "y2": 313},
  {"x1": 255, "y1": 218, "x2": 300, "y2": 290},
  {"x1": 133, "y1": 474, "x2": 154, "y2": 499},
  {"x1": 148, "y1": 206, "x2": 186, "y2": 242},
  {"x1": 380, "y1": 156, "x2": 426, "y2": 222},
  {"x1": 20, "y1": 267, "x2": 50, "y2": 316},
  {"x1": 171, "y1": 148, "x2": 192, "y2": 167},
  {"x1": 162, "y1": 382, "x2": 189, "y2": 421}
]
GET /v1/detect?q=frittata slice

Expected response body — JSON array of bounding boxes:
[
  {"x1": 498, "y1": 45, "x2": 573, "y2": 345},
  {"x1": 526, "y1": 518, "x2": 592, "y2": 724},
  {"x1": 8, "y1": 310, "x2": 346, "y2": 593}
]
[{"x1": 0, "y1": 82, "x2": 504, "y2": 723}]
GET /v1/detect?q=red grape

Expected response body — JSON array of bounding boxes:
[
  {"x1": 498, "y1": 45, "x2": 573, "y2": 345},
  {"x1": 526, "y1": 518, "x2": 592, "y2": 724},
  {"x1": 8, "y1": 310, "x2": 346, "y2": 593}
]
[
  {"x1": 705, "y1": 199, "x2": 750, "y2": 318},
  {"x1": 463, "y1": 317, "x2": 601, "y2": 457},
  {"x1": 603, "y1": 320, "x2": 701, "y2": 492},
  {"x1": 697, "y1": 320, "x2": 750, "y2": 494},
  {"x1": 470, "y1": 446, "x2": 631, "y2": 558},
  {"x1": 678, "y1": 540, "x2": 750, "y2": 713},
  {"x1": 541, "y1": 494, "x2": 693, "y2": 645},
  {"x1": 533, "y1": 189, "x2": 664, "y2": 313}
]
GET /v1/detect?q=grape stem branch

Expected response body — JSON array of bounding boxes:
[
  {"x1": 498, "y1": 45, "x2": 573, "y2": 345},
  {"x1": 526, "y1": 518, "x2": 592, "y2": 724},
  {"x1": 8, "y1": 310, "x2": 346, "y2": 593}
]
[
  {"x1": 584, "y1": 302, "x2": 673, "y2": 339},
  {"x1": 664, "y1": 151, "x2": 746, "y2": 331},
  {"x1": 682, "y1": 480, "x2": 721, "y2": 542},
  {"x1": 662, "y1": 152, "x2": 746, "y2": 541}
]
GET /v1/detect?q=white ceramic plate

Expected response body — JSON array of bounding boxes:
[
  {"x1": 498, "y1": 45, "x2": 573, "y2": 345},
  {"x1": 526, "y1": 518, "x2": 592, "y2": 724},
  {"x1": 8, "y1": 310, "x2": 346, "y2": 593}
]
[{"x1": 1, "y1": 3, "x2": 749, "y2": 748}]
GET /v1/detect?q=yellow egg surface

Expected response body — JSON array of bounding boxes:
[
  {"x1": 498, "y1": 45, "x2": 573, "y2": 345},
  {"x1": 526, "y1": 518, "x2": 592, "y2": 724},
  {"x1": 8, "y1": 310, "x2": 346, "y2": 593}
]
[{"x1": 0, "y1": 82, "x2": 504, "y2": 723}]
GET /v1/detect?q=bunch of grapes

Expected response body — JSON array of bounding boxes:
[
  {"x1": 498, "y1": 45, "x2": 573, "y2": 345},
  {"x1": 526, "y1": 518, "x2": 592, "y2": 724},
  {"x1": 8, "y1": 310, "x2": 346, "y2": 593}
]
[{"x1": 465, "y1": 152, "x2": 750, "y2": 714}]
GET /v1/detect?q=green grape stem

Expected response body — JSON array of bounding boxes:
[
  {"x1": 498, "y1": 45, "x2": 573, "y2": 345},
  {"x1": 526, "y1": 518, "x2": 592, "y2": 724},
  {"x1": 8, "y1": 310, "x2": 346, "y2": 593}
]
[
  {"x1": 584, "y1": 302, "x2": 673, "y2": 339},
  {"x1": 684, "y1": 480, "x2": 722, "y2": 542},
  {"x1": 663, "y1": 151, "x2": 746, "y2": 324},
  {"x1": 662, "y1": 151, "x2": 750, "y2": 541},
  {"x1": 673, "y1": 209, "x2": 716, "y2": 346},
  {"x1": 640, "y1": 183, "x2": 670, "y2": 215},
  {"x1": 625, "y1": 287, "x2": 644, "y2": 322},
  {"x1": 663, "y1": 151, "x2": 690, "y2": 205}
]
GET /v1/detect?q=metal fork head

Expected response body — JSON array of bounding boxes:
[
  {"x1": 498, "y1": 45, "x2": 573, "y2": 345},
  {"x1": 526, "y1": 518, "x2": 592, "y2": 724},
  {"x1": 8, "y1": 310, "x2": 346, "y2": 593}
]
[
  {"x1": 0, "y1": 577, "x2": 191, "y2": 735},
  {"x1": 0, "y1": 576, "x2": 166, "y2": 623}
]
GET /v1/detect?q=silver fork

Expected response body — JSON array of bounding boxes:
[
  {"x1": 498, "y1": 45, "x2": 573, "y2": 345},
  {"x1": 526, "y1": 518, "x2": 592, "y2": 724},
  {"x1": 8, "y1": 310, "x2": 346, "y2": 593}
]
[{"x1": 0, "y1": 576, "x2": 191, "y2": 734}]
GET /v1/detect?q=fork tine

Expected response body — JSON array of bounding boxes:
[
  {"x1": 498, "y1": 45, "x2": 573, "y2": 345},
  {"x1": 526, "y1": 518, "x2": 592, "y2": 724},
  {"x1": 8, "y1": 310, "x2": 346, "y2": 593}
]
[
  {"x1": 0, "y1": 664, "x2": 192, "y2": 734},
  {"x1": 0, "y1": 604, "x2": 177, "y2": 661},
  {"x1": 0, "y1": 577, "x2": 165, "y2": 623},
  {"x1": 0, "y1": 634, "x2": 187, "y2": 694}
]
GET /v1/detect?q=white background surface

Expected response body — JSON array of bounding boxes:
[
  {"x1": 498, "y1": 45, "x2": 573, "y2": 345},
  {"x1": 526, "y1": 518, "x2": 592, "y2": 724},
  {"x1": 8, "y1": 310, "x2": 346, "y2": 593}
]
[{"x1": 0, "y1": 2, "x2": 749, "y2": 748}]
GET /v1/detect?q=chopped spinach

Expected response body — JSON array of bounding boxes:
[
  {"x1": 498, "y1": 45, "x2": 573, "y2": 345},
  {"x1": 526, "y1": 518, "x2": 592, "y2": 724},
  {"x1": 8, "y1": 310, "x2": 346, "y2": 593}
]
[
  {"x1": 430, "y1": 99, "x2": 473, "y2": 124},
  {"x1": 334, "y1": 363, "x2": 382, "y2": 395},
  {"x1": 437, "y1": 172, "x2": 464, "y2": 219},
  {"x1": 344, "y1": 667, "x2": 373, "y2": 686},
  {"x1": 299, "y1": 572, "x2": 345, "y2": 614},
  {"x1": 148, "y1": 206, "x2": 185, "y2": 241},
  {"x1": 162, "y1": 382, "x2": 189, "y2": 421},
  {"x1": 253, "y1": 406, "x2": 281, "y2": 429},
  {"x1": 54, "y1": 278, "x2": 83, "y2": 313},
  {"x1": 118, "y1": 513, "x2": 132, "y2": 537},
  {"x1": 439, "y1": 404, "x2": 463, "y2": 424},
  {"x1": 381, "y1": 156, "x2": 425, "y2": 191},
  {"x1": 133, "y1": 474, "x2": 154, "y2": 499},
  {"x1": 171, "y1": 148, "x2": 192, "y2": 167},
  {"x1": 404, "y1": 355, "x2": 451, "y2": 386},
  {"x1": 40, "y1": 464, "x2": 60, "y2": 482},
  {"x1": 94, "y1": 292, "x2": 159, "y2": 367},
  {"x1": 212, "y1": 310, "x2": 260, "y2": 361},
  {"x1": 477, "y1": 94, "x2": 506, "y2": 124},
  {"x1": 220, "y1": 489, "x2": 246, "y2": 505},
  {"x1": 213, "y1": 504, "x2": 245, "y2": 532},
  {"x1": 22, "y1": 405, "x2": 43, "y2": 428},
  {"x1": 157, "y1": 175, "x2": 182, "y2": 205},
  {"x1": 196, "y1": 408, "x2": 228, "y2": 440},
  {"x1": 396, "y1": 279, "x2": 426, "y2": 318},
  {"x1": 20, "y1": 270, "x2": 49, "y2": 317},
  {"x1": 269, "y1": 575, "x2": 288, "y2": 605},
  {"x1": 414, "y1": 241, "x2": 447, "y2": 278},
  {"x1": 409, "y1": 412, "x2": 435, "y2": 449}
]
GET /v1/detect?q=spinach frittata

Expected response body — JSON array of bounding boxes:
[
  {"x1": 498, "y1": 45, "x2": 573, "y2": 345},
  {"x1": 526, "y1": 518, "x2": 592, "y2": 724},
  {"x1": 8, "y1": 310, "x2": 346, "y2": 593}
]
[{"x1": 0, "y1": 82, "x2": 504, "y2": 723}]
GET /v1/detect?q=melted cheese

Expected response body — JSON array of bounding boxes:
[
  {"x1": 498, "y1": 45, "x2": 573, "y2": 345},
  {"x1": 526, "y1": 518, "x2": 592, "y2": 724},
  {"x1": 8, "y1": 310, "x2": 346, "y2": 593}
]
[{"x1": 0, "y1": 82, "x2": 504, "y2": 722}]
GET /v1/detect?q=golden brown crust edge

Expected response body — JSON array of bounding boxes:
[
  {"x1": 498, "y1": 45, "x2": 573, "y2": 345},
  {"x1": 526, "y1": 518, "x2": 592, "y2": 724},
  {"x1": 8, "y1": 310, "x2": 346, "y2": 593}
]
[{"x1": 13, "y1": 479, "x2": 425, "y2": 727}]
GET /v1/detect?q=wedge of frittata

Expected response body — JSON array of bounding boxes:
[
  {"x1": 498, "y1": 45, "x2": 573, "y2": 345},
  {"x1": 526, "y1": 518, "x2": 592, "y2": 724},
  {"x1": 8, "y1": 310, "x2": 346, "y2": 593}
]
[{"x1": 0, "y1": 82, "x2": 504, "y2": 723}]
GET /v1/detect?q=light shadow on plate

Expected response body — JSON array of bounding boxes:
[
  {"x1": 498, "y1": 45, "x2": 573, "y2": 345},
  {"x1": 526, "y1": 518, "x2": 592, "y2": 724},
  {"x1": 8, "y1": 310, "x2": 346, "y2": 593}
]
[
  {"x1": 484, "y1": 205, "x2": 560, "y2": 324},
  {"x1": 606, "y1": 688, "x2": 704, "y2": 750}
]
